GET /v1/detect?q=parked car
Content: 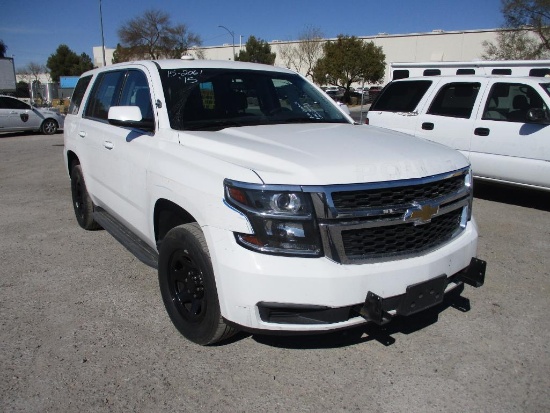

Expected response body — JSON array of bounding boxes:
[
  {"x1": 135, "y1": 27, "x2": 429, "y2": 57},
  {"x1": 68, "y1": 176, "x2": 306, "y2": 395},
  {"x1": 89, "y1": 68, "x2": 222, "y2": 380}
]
[
  {"x1": 64, "y1": 59, "x2": 485, "y2": 345},
  {"x1": 367, "y1": 86, "x2": 383, "y2": 103},
  {"x1": 351, "y1": 87, "x2": 370, "y2": 102},
  {"x1": 366, "y1": 75, "x2": 550, "y2": 191},
  {"x1": 0, "y1": 95, "x2": 64, "y2": 134},
  {"x1": 324, "y1": 86, "x2": 345, "y2": 100}
]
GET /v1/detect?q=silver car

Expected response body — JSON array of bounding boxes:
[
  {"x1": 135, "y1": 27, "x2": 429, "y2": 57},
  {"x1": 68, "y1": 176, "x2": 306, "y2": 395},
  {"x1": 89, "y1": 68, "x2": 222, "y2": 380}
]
[{"x1": 0, "y1": 95, "x2": 64, "y2": 134}]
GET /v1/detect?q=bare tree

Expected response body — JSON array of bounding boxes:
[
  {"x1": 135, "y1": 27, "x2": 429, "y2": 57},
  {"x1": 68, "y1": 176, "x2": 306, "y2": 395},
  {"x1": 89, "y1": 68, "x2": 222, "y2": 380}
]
[
  {"x1": 295, "y1": 26, "x2": 325, "y2": 79},
  {"x1": 117, "y1": 9, "x2": 202, "y2": 60},
  {"x1": 503, "y1": 0, "x2": 550, "y2": 53},
  {"x1": 482, "y1": 29, "x2": 546, "y2": 59},
  {"x1": 276, "y1": 41, "x2": 300, "y2": 72},
  {"x1": 275, "y1": 27, "x2": 325, "y2": 79},
  {"x1": 17, "y1": 62, "x2": 47, "y2": 83},
  {"x1": 482, "y1": 0, "x2": 550, "y2": 59},
  {"x1": 0, "y1": 39, "x2": 7, "y2": 58}
]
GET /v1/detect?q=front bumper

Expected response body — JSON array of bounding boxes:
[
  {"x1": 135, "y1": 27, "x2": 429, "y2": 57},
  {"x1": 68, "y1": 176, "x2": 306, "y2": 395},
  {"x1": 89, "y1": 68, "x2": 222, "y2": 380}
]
[{"x1": 204, "y1": 219, "x2": 482, "y2": 333}]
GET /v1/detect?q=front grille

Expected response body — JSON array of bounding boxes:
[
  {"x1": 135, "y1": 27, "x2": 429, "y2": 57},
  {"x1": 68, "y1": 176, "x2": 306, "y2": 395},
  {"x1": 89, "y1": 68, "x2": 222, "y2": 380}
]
[
  {"x1": 331, "y1": 174, "x2": 464, "y2": 210},
  {"x1": 311, "y1": 168, "x2": 471, "y2": 264},
  {"x1": 341, "y1": 208, "x2": 463, "y2": 260}
]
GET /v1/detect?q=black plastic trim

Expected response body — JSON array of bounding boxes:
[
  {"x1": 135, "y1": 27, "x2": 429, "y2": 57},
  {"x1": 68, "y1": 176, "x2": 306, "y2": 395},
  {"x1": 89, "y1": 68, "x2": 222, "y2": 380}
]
[{"x1": 93, "y1": 207, "x2": 159, "y2": 269}]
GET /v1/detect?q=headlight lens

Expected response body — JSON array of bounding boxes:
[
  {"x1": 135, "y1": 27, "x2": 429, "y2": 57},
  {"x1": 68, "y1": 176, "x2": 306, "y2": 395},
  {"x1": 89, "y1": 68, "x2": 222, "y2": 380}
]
[{"x1": 224, "y1": 180, "x2": 322, "y2": 256}]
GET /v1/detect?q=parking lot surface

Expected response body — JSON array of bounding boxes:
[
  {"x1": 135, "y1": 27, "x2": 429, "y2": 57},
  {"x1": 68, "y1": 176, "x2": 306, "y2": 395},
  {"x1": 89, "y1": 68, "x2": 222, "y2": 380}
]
[{"x1": 1, "y1": 132, "x2": 549, "y2": 412}]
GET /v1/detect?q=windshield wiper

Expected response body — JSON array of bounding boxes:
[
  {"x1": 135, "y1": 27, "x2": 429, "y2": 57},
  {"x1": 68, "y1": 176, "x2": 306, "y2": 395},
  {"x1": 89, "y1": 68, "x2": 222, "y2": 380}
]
[
  {"x1": 186, "y1": 119, "x2": 245, "y2": 131},
  {"x1": 276, "y1": 117, "x2": 347, "y2": 124}
]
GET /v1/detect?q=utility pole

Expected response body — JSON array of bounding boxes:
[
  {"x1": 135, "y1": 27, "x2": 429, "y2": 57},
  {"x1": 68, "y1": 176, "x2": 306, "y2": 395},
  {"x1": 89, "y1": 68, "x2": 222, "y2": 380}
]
[
  {"x1": 99, "y1": 0, "x2": 106, "y2": 66},
  {"x1": 218, "y1": 25, "x2": 235, "y2": 60}
]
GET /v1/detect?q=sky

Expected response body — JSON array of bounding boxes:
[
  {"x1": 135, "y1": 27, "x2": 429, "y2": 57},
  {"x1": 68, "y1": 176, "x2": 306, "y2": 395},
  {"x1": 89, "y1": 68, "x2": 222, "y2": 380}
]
[{"x1": 1, "y1": 0, "x2": 504, "y2": 70}]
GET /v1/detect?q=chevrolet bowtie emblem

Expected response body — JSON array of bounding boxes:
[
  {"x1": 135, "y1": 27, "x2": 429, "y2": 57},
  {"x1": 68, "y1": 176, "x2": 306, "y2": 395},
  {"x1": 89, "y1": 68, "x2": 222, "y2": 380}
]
[{"x1": 404, "y1": 202, "x2": 440, "y2": 225}]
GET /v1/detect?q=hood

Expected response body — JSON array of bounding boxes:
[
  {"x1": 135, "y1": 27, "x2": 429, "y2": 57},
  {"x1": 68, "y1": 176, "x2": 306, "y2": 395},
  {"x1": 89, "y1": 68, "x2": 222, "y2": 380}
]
[{"x1": 178, "y1": 123, "x2": 469, "y2": 186}]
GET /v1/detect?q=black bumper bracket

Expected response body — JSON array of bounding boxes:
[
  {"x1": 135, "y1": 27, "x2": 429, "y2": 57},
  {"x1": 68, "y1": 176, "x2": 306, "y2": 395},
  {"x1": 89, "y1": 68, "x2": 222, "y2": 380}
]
[
  {"x1": 457, "y1": 257, "x2": 486, "y2": 288},
  {"x1": 359, "y1": 291, "x2": 392, "y2": 325}
]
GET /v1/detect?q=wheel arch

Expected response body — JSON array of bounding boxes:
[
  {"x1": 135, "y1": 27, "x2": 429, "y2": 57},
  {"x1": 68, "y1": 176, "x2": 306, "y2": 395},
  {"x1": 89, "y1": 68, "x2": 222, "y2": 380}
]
[
  {"x1": 66, "y1": 151, "x2": 79, "y2": 177},
  {"x1": 154, "y1": 198, "x2": 197, "y2": 245}
]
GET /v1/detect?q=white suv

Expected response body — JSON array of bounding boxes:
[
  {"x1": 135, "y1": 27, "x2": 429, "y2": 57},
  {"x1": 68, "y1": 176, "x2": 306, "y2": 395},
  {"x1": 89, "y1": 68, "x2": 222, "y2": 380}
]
[
  {"x1": 64, "y1": 59, "x2": 485, "y2": 345},
  {"x1": 367, "y1": 75, "x2": 550, "y2": 191}
]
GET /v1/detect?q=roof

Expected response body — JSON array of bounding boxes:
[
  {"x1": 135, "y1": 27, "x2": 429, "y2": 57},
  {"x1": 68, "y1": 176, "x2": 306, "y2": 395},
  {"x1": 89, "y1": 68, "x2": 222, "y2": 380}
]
[{"x1": 82, "y1": 59, "x2": 296, "y2": 77}]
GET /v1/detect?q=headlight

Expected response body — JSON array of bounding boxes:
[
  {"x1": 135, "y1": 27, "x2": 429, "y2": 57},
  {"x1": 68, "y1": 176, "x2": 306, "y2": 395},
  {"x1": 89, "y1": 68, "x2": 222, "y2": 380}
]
[{"x1": 224, "y1": 180, "x2": 322, "y2": 257}]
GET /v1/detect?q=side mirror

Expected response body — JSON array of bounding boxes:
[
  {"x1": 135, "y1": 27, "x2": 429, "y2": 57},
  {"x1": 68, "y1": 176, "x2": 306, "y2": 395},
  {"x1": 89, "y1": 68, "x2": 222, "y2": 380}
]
[
  {"x1": 108, "y1": 106, "x2": 155, "y2": 132},
  {"x1": 526, "y1": 108, "x2": 550, "y2": 124}
]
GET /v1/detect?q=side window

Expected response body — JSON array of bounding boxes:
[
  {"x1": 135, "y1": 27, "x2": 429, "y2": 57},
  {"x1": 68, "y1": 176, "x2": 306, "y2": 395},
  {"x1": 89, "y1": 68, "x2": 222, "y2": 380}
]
[
  {"x1": 423, "y1": 69, "x2": 441, "y2": 76},
  {"x1": 482, "y1": 82, "x2": 549, "y2": 123},
  {"x1": 392, "y1": 70, "x2": 409, "y2": 80},
  {"x1": 118, "y1": 70, "x2": 154, "y2": 121},
  {"x1": 84, "y1": 71, "x2": 125, "y2": 120},
  {"x1": 370, "y1": 80, "x2": 432, "y2": 112},
  {"x1": 69, "y1": 75, "x2": 92, "y2": 115},
  {"x1": 529, "y1": 68, "x2": 550, "y2": 77},
  {"x1": 427, "y1": 82, "x2": 480, "y2": 118},
  {"x1": 492, "y1": 68, "x2": 512, "y2": 75},
  {"x1": 2, "y1": 97, "x2": 30, "y2": 110}
]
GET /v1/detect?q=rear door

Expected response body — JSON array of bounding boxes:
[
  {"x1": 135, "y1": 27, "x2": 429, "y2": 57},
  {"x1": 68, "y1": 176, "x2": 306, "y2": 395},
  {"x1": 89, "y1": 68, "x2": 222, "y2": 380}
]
[
  {"x1": 79, "y1": 66, "x2": 157, "y2": 238},
  {"x1": 469, "y1": 80, "x2": 550, "y2": 189},
  {"x1": 367, "y1": 79, "x2": 433, "y2": 135},
  {"x1": 414, "y1": 80, "x2": 483, "y2": 155}
]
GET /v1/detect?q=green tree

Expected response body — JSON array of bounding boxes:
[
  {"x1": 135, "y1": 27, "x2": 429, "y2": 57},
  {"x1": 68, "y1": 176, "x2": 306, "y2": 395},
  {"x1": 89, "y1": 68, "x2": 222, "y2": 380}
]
[
  {"x1": 116, "y1": 9, "x2": 202, "y2": 61},
  {"x1": 482, "y1": 0, "x2": 550, "y2": 59},
  {"x1": 235, "y1": 36, "x2": 276, "y2": 64},
  {"x1": 46, "y1": 45, "x2": 93, "y2": 82},
  {"x1": 313, "y1": 35, "x2": 385, "y2": 102},
  {"x1": 0, "y1": 39, "x2": 6, "y2": 58}
]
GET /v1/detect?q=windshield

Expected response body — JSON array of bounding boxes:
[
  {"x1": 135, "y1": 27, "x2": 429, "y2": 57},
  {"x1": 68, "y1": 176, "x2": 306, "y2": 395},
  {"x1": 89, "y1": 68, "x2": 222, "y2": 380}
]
[{"x1": 159, "y1": 68, "x2": 349, "y2": 131}]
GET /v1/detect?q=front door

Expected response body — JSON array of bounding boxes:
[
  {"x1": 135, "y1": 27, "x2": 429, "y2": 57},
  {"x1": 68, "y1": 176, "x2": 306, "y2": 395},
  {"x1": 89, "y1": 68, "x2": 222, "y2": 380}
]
[{"x1": 470, "y1": 81, "x2": 550, "y2": 189}]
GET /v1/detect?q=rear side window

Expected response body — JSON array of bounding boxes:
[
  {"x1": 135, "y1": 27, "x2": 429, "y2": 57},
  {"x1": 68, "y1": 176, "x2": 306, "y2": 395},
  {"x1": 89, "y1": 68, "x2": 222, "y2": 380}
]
[
  {"x1": 492, "y1": 68, "x2": 512, "y2": 75},
  {"x1": 529, "y1": 68, "x2": 550, "y2": 77},
  {"x1": 423, "y1": 69, "x2": 441, "y2": 76},
  {"x1": 370, "y1": 80, "x2": 432, "y2": 112},
  {"x1": 428, "y1": 82, "x2": 481, "y2": 118},
  {"x1": 69, "y1": 75, "x2": 92, "y2": 115},
  {"x1": 392, "y1": 70, "x2": 409, "y2": 80},
  {"x1": 84, "y1": 71, "x2": 125, "y2": 120}
]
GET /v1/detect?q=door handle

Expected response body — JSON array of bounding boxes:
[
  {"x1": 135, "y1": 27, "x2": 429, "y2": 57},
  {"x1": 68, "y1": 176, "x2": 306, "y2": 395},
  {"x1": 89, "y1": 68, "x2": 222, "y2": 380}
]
[
  {"x1": 78, "y1": 131, "x2": 86, "y2": 138},
  {"x1": 103, "y1": 141, "x2": 114, "y2": 150},
  {"x1": 474, "y1": 127, "x2": 490, "y2": 136},
  {"x1": 422, "y1": 122, "x2": 434, "y2": 130}
]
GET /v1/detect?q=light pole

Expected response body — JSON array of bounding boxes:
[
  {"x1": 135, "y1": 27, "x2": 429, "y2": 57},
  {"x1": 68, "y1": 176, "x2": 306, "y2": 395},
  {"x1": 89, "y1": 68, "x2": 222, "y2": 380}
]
[
  {"x1": 218, "y1": 25, "x2": 235, "y2": 60},
  {"x1": 99, "y1": 0, "x2": 106, "y2": 66}
]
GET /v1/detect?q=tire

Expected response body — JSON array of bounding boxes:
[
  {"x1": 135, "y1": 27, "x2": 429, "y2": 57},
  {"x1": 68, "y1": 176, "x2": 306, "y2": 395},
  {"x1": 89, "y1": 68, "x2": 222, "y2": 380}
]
[
  {"x1": 70, "y1": 163, "x2": 101, "y2": 230},
  {"x1": 158, "y1": 223, "x2": 236, "y2": 345},
  {"x1": 41, "y1": 119, "x2": 58, "y2": 135}
]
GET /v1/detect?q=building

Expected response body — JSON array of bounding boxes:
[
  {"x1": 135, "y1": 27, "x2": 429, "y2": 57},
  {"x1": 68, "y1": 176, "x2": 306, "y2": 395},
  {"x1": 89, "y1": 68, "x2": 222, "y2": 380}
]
[
  {"x1": 198, "y1": 28, "x2": 501, "y2": 84},
  {"x1": 92, "y1": 46, "x2": 115, "y2": 67}
]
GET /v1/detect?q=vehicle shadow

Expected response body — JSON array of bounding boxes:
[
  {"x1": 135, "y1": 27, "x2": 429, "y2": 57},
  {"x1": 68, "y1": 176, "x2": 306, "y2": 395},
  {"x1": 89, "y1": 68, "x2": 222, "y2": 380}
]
[
  {"x1": 247, "y1": 286, "x2": 470, "y2": 349},
  {"x1": 473, "y1": 180, "x2": 550, "y2": 212},
  {"x1": 0, "y1": 131, "x2": 63, "y2": 139}
]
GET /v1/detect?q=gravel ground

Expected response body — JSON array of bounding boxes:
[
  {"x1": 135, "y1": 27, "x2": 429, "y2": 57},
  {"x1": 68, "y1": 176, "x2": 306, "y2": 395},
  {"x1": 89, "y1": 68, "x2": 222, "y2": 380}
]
[{"x1": 1, "y1": 132, "x2": 549, "y2": 413}]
